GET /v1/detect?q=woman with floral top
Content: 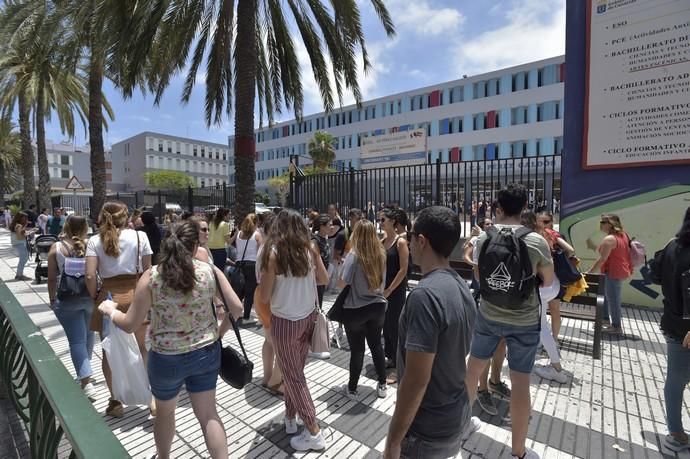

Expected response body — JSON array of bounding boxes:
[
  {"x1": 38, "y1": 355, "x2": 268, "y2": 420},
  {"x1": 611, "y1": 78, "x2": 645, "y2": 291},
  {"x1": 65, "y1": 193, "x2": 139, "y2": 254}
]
[{"x1": 99, "y1": 220, "x2": 243, "y2": 459}]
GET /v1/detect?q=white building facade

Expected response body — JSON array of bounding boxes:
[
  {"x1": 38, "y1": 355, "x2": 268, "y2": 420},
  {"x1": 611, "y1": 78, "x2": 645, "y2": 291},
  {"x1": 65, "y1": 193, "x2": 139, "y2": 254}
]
[
  {"x1": 111, "y1": 132, "x2": 231, "y2": 191},
  {"x1": 228, "y1": 56, "x2": 565, "y2": 193}
]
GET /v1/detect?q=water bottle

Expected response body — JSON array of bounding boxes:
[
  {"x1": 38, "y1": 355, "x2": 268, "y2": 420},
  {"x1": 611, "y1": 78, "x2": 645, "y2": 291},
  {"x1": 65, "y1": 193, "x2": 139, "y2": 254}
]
[{"x1": 102, "y1": 292, "x2": 113, "y2": 338}]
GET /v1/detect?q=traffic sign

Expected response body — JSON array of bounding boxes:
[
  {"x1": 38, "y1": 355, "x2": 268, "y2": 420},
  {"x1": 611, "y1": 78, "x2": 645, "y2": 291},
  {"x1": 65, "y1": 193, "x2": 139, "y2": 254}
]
[{"x1": 65, "y1": 176, "x2": 85, "y2": 190}]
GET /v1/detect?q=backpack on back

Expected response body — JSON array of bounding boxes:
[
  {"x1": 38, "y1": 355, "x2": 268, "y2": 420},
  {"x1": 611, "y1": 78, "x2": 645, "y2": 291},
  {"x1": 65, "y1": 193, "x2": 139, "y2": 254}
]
[
  {"x1": 628, "y1": 235, "x2": 646, "y2": 269},
  {"x1": 478, "y1": 226, "x2": 537, "y2": 309},
  {"x1": 56, "y1": 243, "x2": 88, "y2": 301}
]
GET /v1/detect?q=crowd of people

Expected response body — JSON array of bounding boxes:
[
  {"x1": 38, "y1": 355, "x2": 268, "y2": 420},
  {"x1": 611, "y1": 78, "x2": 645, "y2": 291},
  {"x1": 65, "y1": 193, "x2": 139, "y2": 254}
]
[{"x1": 3, "y1": 186, "x2": 690, "y2": 459}]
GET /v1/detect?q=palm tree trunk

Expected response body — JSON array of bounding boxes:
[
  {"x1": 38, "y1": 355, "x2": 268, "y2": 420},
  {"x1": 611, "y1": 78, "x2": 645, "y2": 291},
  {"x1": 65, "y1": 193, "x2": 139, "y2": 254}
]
[
  {"x1": 0, "y1": 159, "x2": 5, "y2": 208},
  {"x1": 35, "y1": 87, "x2": 52, "y2": 211},
  {"x1": 18, "y1": 91, "x2": 36, "y2": 208},
  {"x1": 88, "y1": 45, "x2": 107, "y2": 221},
  {"x1": 233, "y1": 0, "x2": 258, "y2": 224}
]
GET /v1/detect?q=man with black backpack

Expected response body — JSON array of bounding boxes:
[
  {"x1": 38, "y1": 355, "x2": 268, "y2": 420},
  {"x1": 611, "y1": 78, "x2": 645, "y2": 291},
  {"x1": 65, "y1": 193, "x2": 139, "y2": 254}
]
[{"x1": 465, "y1": 183, "x2": 554, "y2": 459}]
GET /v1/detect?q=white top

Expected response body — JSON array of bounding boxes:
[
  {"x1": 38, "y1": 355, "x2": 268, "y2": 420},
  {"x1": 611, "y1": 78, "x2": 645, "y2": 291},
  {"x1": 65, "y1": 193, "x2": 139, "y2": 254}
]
[
  {"x1": 86, "y1": 229, "x2": 153, "y2": 279},
  {"x1": 235, "y1": 231, "x2": 259, "y2": 262},
  {"x1": 270, "y1": 250, "x2": 317, "y2": 321},
  {"x1": 37, "y1": 214, "x2": 49, "y2": 233},
  {"x1": 55, "y1": 241, "x2": 87, "y2": 277}
]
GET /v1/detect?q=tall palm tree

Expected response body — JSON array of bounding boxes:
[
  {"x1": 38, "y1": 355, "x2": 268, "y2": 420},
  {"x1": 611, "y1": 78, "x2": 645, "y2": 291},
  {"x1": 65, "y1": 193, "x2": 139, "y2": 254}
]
[
  {"x1": 117, "y1": 0, "x2": 395, "y2": 223},
  {"x1": 0, "y1": 118, "x2": 22, "y2": 207},
  {"x1": 0, "y1": 1, "x2": 95, "y2": 211},
  {"x1": 308, "y1": 131, "x2": 336, "y2": 172}
]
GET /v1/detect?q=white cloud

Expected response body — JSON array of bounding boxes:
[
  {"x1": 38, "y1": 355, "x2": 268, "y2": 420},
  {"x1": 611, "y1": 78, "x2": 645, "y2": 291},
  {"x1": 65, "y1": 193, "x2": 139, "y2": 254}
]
[
  {"x1": 128, "y1": 114, "x2": 151, "y2": 123},
  {"x1": 454, "y1": 0, "x2": 565, "y2": 75},
  {"x1": 387, "y1": 0, "x2": 465, "y2": 36}
]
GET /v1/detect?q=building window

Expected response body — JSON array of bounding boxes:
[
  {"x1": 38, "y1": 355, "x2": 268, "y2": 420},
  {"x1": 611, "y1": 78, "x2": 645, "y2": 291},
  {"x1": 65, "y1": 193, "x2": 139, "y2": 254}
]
[
  {"x1": 193, "y1": 146, "x2": 197, "y2": 157},
  {"x1": 60, "y1": 155, "x2": 69, "y2": 165},
  {"x1": 222, "y1": 152, "x2": 227, "y2": 161},
  {"x1": 201, "y1": 148, "x2": 205, "y2": 158},
  {"x1": 61, "y1": 169, "x2": 70, "y2": 179},
  {"x1": 158, "y1": 142, "x2": 163, "y2": 152}
]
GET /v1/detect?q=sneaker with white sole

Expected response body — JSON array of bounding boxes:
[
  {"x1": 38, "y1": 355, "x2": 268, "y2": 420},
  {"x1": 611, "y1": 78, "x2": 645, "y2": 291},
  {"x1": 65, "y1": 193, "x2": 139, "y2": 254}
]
[
  {"x1": 341, "y1": 385, "x2": 360, "y2": 401},
  {"x1": 284, "y1": 417, "x2": 298, "y2": 435},
  {"x1": 512, "y1": 447, "x2": 539, "y2": 459},
  {"x1": 290, "y1": 428, "x2": 326, "y2": 451},
  {"x1": 476, "y1": 390, "x2": 498, "y2": 416},
  {"x1": 82, "y1": 383, "x2": 98, "y2": 401},
  {"x1": 462, "y1": 416, "x2": 482, "y2": 440},
  {"x1": 534, "y1": 365, "x2": 568, "y2": 384},
  {"x1": 377, "y1": 383, "x2": 387, "y2": 398},
  {"x1": 488, "y1": 379, "x2": 511, "y2": 399}
]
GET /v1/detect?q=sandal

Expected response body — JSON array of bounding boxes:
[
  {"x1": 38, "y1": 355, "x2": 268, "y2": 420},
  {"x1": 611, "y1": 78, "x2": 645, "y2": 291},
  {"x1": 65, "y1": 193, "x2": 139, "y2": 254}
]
[{"x1": 268, "y1": 383, "x2": 284, "y2": 396}]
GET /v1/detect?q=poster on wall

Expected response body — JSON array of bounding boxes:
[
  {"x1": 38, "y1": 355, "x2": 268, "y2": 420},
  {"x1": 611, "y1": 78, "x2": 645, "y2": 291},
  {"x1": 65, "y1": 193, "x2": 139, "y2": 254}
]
[
  {"x1": 583, "y1": 0, "x2": 690, "y2": 169},
  {"x1": 360, "y1": 129, "x2": 427, "y2": 168}
]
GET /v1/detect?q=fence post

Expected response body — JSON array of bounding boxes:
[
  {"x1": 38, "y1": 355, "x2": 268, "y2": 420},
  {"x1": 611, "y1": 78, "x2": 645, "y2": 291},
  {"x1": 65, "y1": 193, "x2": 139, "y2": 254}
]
[
  {"x1": 134, "y1": 192, "x2": 139, "y2": 209},
  {"x1": 348, "y1": 162, "x2": 355, "y2": 210},
  {"x1": 116, "y1": 192, "x2": 120, "y2": 202},
  {"x1": 222, "y1": 182, "x2": 227, "y2": 208},
  {"x1": 188, "y1": 186, "x2": 194, "y2": 212},
  {"x1": 157, "y1": 190, "x2": 162, "y2": 222},
  {"x1": 435, "y1": 158, "x2": 442, "y2": 206}
]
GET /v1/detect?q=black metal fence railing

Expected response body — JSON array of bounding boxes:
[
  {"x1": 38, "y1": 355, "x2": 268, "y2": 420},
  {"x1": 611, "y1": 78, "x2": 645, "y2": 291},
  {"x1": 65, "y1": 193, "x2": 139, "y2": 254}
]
[{"x1": 289, "y1": 155, "x2": 561, "y2": 237}]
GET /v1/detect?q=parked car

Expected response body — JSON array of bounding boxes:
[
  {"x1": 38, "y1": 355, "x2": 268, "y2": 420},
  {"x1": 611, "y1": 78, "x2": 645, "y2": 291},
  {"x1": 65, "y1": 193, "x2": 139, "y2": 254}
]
[
  {"x1": 152, "y1": 202, "x2": 183, "y2": 217},
  {"x1": 62, "y1": 207, "x2": 75, "y2": 216},
  {"x1": 254, "y1": 202, "x2": 270, "y2": 214},
  {"x1": 204, "y1": 205, "x2": 221, "y2": 213}
]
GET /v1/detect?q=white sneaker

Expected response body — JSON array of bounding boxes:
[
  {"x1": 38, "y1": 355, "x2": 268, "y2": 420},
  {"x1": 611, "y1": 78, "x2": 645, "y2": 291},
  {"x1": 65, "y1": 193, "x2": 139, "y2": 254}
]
[
  {"x1": 462, "y1": 416, "x2": 481, "y2": 440},
  {"x1": 290, "y1": 428, "x2": 326, "y2": 451},
  {"x1": 308, "y1": 351, "x2": 331, "y2": 360},
  {"x1": 284, "y1": 416, "x2": 298, "y2": 435},
  {"x1": 377, "y1": 383, "x2": 387, "y2": 398},
  {"x1": 82, "y1": 383, "x2": 98, "y2": 401},
  {"x1": 512, "y1": 447, "x2": 540, "y2": 459},
  {"x1": 534, "y1": 365, "x2": 568, "y2": 384}
]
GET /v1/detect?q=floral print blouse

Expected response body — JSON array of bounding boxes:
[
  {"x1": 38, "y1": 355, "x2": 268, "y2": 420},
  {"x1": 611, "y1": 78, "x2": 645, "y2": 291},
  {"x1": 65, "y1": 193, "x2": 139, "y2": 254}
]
[{"x1": 149, "y1": 259, "x2": 218, "y2": 354}]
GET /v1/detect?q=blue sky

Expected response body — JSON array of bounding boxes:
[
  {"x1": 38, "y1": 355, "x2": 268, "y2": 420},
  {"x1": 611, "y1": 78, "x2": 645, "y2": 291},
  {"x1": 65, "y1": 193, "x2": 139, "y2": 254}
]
[{"x1": 43, "y1": 0, "x2": 566, "y2": 148}]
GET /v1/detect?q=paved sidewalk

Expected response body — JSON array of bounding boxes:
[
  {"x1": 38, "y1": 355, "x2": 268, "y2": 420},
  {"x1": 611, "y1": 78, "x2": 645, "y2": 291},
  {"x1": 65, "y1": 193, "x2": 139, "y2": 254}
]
[{"x1": 0, "y1": 228, "x2": 688, "y2": 458}]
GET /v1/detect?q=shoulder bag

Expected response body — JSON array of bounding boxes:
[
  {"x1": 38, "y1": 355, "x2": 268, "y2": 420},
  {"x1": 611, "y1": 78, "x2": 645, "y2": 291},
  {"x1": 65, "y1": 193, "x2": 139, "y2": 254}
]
[
  {"x1": 230, "y1": 235, "x2": 249, "y2": 299},
  {"x1": 212, "y1": 270, "x2": 254, "y2": 389},
  {"x1": 326, "y1": 285, "x2": 350, "y2": 323},
  {"x1": 310, "y1": 259, "x2": 331, "y2": 359}
]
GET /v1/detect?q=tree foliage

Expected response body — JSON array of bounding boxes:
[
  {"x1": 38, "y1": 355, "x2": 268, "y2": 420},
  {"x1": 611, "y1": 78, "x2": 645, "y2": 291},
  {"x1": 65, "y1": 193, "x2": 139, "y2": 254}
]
[
  {"x1": 308, "y1": 131, "x2": 336, "y2": 172},
  {"x1": 144, "y1": 170, "x2": 195, "y2": 190}
]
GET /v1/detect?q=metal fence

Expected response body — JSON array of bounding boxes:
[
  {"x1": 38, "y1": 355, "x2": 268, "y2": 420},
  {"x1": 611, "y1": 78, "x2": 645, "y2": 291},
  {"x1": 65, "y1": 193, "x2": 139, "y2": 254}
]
[
  {"x1": 48, "y1": 184, "x2": 237, "y2": 222},
  {"x1": 0, "y1": 281, "x2": 129, "y2": 458},
  {"x1": 290, "y1": 155, "x2": 561, "y2": 236}
]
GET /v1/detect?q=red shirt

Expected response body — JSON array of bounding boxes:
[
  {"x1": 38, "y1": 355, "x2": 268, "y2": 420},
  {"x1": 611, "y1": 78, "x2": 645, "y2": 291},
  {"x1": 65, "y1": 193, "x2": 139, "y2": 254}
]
[{"x1": 601, "y1": 233, "x2": 632, "y2": 280}]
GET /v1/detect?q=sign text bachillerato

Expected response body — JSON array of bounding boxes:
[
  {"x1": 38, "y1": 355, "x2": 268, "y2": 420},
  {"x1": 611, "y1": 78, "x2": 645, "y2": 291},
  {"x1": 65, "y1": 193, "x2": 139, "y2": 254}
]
[
  {"x1": 360, "y1": 129, "x2": 427, "y2": 169},
  {"x1": 584, "y1": 0, "x2": 690, "y2": 169}
]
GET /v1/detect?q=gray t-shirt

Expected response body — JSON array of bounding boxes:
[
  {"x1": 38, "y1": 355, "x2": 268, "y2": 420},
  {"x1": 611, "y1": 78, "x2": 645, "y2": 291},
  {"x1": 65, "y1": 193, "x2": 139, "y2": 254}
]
[
  {"x1": 341, "y1": 251, "x2": 386, "y2": 309},
  {"x1": 473, "y1": 224, "x2": 553, "y2": 326},
  {"x1": 397, "y1": 268, "x2": 477, "y2": 440}
]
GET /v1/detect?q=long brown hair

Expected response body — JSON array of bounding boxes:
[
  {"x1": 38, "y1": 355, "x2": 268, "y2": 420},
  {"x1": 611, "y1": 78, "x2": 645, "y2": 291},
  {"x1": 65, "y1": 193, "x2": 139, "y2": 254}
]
[
  {"x1": 350, "y1": 220, "x2": 385, "y2": 290},
  {"x1": 212, "y1": 208, "x2": 230, "y2": 228},
  {"x1": 158, "y1": 220, "x2": 200, "y2": 293},
  {"x1": 240, "y1": 213, "x2": 257, "y2": 237},
  {"x1": 260, "y1": 209, "x2": 311, "y2": 277},
  {"x1": 10, "y1": 212, "x2": 28, "y2": 231},
  {"x1": 601, "y1": 214, "x2": 624, "y2": 234},
  {"x1": 98, "y1": 202, "x2": 129, "y2": 257},
  {"x1": 62, "y1": 215, "x2": 88, "y2": 257}
]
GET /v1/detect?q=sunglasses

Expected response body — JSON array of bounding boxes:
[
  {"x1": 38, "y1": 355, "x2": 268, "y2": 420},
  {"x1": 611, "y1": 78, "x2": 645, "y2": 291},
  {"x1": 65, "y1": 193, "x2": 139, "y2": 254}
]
[
  {"x1": 599, "y1": 220, "x2": 609, "y2": 225},
  {"x1": 541, "y1": 219, "x2": 552, "y2": 224},
  {"x1": 378, "y1": 218, "x2": 386, "y2": 223},
  {"x1": 200, "y1": 227, "x2": 209, "y2": 232}
]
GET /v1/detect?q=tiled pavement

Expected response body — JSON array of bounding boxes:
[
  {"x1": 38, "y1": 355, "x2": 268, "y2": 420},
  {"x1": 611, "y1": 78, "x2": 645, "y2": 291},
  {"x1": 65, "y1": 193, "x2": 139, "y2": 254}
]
[{"x1": 1, "y1": 228, "x2": 689, "y2": 458}]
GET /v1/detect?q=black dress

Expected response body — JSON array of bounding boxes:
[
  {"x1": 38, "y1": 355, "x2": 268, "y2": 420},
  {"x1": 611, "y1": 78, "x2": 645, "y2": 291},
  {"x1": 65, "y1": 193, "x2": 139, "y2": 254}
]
[{"x1": 384, "y1": 236, "x2": 407, "y2": 366}]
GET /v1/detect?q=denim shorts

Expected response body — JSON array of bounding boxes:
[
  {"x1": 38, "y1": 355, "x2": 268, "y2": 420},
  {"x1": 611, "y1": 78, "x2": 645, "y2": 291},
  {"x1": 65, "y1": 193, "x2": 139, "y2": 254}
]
[
  {"x1": 470, "y1": 311, "x2": 540, "y2": 374},
  {"x1": 148, "y1": 341, "x2": 221, "y2": 401},
  {"x1": 401, "y1": 431, "x2": 463, "y2": 459}
]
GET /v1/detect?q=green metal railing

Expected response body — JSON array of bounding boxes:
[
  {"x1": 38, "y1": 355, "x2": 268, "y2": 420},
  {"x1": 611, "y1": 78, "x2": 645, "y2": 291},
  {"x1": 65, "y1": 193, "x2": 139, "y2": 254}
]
[{"x1": 0, "y1": 281, "x2": 129, "y2": 458}]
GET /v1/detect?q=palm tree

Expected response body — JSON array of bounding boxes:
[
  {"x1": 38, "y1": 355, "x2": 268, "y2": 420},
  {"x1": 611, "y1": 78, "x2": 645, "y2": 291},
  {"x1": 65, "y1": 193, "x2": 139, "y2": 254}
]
[
  {"x1": 0, "y1": 118, "x2": 22, "y2": 207},
  {"x1": 0, "y1": 1, "x2": 94, "y2": 211},
  {"x1": 308, "y1": 131, "x2": 336, "y2": 172},
  {"x1": 117, "y1": 0, "x2": 395, "y2": 223}
]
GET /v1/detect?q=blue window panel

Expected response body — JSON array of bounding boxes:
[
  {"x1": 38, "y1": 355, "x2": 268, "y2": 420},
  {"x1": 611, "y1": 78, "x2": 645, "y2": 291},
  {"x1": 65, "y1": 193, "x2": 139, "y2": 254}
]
[
  {"x1": 463, "y1": 85, "x2": 473, "y2": 102},
  {"x1": 500, "y1": 74, "x2": 512, "y2": 95},
  {"x1": 399, "y1": 124, "x2": 409, "y2": 132},
  {"x1": 463, "y1": 114, "x2": 474, "y2": 132},
  {"x1": 500, "y1": 108, "x2": 511, "y2": 127},
  {"x1": 487, "y1": 143, "x2": 496, "y2": 160},
  {"x1": 541, "y1": 137, "x2": 555, "y2": 155},
  {"x1": 528, "y1": 69, "x2": 539, "y2": 89},
  {"x1": 440, "y1": 118, "x2": 450, "y2": 135},
  {"x1": 527, "y1": 104, "x2": 538, "y2": 123},
  {"x1": 498, "y1": 142, "x2": 511, "y2": 159},
  {"x1": 558, "y1": 99, "x2": 565, "y2": 119},
  {"x1": 461, "y1": 146, "x2": 473, "y2": 161},
  {"x1": 526, "y1": 139, "x2": 537, "y2": 157}
]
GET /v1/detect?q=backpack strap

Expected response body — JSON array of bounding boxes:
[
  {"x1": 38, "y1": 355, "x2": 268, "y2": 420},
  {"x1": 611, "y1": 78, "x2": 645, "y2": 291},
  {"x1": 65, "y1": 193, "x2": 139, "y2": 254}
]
[{"x1": 476, "y1": 225, "x2": 498, "y2": 265}]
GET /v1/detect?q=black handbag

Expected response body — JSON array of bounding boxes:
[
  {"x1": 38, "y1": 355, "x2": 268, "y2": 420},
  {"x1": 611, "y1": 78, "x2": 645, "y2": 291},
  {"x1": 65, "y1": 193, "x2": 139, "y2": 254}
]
[
  {"x1": 327, "y1": 285, "x2": 350, "y2": 323},
  {"x1": 229, "y1": 236, "x2": 249, "y2": 299},
  {"x1": 56, "y1": 242, "x2": 88, "y2": 300},
  {"x1": 212, "y1": 271, "x2": 254, "y2": 389},
  {"x1": 553, "y1": 248, "x2": 582, "y2": 285}
]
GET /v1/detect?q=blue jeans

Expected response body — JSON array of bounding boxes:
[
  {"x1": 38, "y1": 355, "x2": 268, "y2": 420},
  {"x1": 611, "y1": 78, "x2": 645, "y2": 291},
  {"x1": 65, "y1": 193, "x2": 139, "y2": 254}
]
[
  {"x1": 665, "y1": 335, "x2": 690, "y2": 434},
  {"x1": 52, "y1": 297, "x2": 95, "y2": 380},
  {"x1": 602, "y1": 276, "x2": 624, "y2": 328},
  {"x1": 14, "y1": 243, "x2": 29, "y2": 277},
  {"x1": 401, "y1": 431, "x2": 463, "y2": 459}
]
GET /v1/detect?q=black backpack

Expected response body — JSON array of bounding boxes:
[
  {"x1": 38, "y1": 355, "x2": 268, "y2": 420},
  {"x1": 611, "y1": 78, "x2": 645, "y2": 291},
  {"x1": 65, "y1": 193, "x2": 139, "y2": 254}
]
[{"x1": 478, "y1": 226, "x2": 536, "y2": 309}]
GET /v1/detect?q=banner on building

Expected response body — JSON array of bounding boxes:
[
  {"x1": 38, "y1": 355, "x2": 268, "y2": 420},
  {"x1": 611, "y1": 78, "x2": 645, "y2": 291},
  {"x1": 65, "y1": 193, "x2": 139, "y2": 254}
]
[
  {"x1": 360, "y1": 129, "x2": 427, "y2": 168},
  {"x1": 583, "y1": 0, "x2": 690, "y2": 169}
]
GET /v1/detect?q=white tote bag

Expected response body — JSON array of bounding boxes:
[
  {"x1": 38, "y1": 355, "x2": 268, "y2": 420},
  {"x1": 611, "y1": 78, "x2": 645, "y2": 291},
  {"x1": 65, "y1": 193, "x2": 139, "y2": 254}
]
[{"x1": 102, "y1": 318, "x2": 152, "y2": 406}]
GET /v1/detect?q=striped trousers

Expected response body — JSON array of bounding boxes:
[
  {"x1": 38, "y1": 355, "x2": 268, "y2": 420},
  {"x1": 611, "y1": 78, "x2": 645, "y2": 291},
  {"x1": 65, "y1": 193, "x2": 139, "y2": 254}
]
[{"x1": 270, "y1": 311, "x2": 317, "y2": 426}]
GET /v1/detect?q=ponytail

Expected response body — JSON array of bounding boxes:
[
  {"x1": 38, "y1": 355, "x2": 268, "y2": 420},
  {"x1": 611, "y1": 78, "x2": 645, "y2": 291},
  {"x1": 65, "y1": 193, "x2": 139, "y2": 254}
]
[
  {"x1": 62, "y1": 215, "x2": 88, "y2": 257},
  {"x1": 158, "y1": 220, "x2": 199, "y2": 293},
  {"x1": 98, "y1": 202, "x2": 129, "y2": 258}
]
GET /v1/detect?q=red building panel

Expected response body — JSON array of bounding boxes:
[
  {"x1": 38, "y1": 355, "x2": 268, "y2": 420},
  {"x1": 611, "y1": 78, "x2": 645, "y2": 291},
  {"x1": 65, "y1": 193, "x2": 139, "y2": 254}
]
[
  {"x1": 450, "y1": 147, "x2": 460, "y2": 163},
  {"x1": 487, "y1": 110, "x2": 496, "y2": 129},
  {"x1": 430, "y1": 90, "x2": 440, "y2": 107}
]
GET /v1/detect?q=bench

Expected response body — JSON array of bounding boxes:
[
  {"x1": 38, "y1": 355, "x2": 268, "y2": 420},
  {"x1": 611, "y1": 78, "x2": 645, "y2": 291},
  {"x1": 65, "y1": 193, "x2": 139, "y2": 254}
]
[{"x1": 554, "y1": 272, "x2": 606, "y2": 360}]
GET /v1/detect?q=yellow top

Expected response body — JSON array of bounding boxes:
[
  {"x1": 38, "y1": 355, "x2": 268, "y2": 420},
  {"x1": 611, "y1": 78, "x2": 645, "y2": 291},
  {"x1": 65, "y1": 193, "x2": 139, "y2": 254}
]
[{"x1": 208, "y1": 221, "x2": 229, "y2": 249}]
